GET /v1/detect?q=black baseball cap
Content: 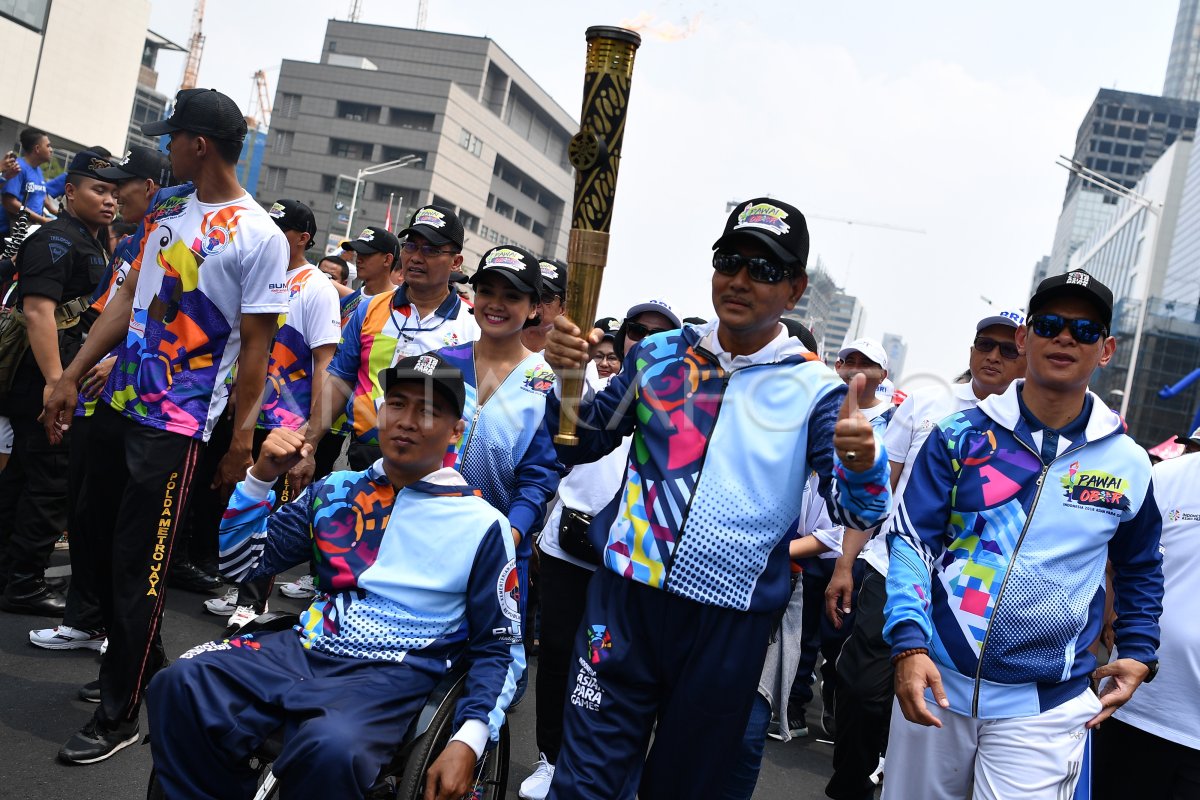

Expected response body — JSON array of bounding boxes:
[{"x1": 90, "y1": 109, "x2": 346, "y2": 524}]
[
  {"x1": 398, "y1": 204, "x2": 465, "y2": 250},
  {"x1": 142, "y1": 88, "x2": 248, "y2": 142},
  {"x1": 538, "y1": 259, "x2": 568, "y2": 297},
  {"x1": 268, "y1": 199, "x2": 317, "y2": 249},
  {"x1": 379, "y1": 352, "x2": 466, "y2": 418},
  {"x1": 682, "y1": 316, "x2": 708, "y2": 326},
  {"x1": 1028, "y1": 269, "x2": 1114, "y2": 329},
  {"x1": 469, "y1": 245, "x2": 542, "y2": 296},
  {"x1": 97, "y1": 145, "x2": 172, "y2": 185},
  {"x1": 346, "y1": 226, "x2": 401, "y2": 259},
  {"x1": 781, "y1": 317, "x2": 819, "y2": 353},
  {"x1": 713, "y1": 197, "x2": 810, "y2": 269},
  {"x1": 66, "y1": 150, "x2": 114, "y2": 182},
  {"x1": 595, "y1": 316, "x2": 621, "y2": 341}
]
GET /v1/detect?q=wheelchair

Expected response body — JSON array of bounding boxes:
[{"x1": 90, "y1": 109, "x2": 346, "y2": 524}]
[{"x1": 146, "y1": 612, "x2": 510, "y2": 800}]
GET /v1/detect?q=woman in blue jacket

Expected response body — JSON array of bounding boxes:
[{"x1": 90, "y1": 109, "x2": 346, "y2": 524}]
[{"x1": 435, "y1": 245, "x2": 560, "y2": 651}]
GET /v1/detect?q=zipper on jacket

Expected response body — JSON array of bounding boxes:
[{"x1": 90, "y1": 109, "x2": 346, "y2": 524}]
[
  {"x1": 459, "y1": 349, "x2": 525, "y2": 465},
  {"x1": 969, "y1": 432, "x2": 1096, "y2": 716}
]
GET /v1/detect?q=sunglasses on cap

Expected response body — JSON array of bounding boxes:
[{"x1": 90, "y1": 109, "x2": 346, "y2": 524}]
[
  {"x1": 712, "y1": 253, "x2": 795, "y2": 284},
  {"x1": 973, "y1": 337, "x2": 1021, "y2": 360},
  {"x1": 624, "y1": 320, "x2": 673, "y2": 341},
  {"x1": 1027, "y1": 314, "x2": 1108, "y2": 345}
]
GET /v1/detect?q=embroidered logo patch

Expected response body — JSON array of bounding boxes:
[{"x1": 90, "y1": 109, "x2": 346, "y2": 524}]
[
  {"x1": 497, "y1": 560, "x2": 521, "y2": 622},
  {"x1": 482, "y1": 248, "x2": 524, "y2": 271},
  {"x1": 268, "y1": 202, "x2": 286, "y2": 219},
  {"x1": 357, "y1": 228, "x2": 376, "y2": 242},
  {"x1": 1061, "y1": 465, "x2": 1130, "y2": 512},
  {"x1": 521, "y1": 363, "x2": 556, "y2": 394},
  {"x1": 413, "y1": 354, "x2": 439, "y2": 376},
  {"x1": 735, "y1": 202, "x2": 791, "y2": 236},
  {"x1": 413, "y1": 208, "x2": 447, "y2": 229},
  {"x1": 1066, "y1": 271, "x2": 1090, "y2": 287},
  {"x1": 539, "y1": 262, "x2": 559, "y2": 280}
]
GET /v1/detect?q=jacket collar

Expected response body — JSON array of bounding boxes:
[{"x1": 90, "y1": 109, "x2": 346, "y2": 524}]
[
  {"x1": 977, "y1": 379, "x2": 1125, "y2": 454},
  {"x1": 367, "y1": 461, "x2": 483, "y2": 498}
]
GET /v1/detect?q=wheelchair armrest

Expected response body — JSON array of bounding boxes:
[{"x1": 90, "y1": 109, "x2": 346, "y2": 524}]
[{"x1": 237, "y1": 611, "x2": 301, "y2": 636}]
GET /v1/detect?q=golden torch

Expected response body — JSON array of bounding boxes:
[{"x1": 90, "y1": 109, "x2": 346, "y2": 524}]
[{"x1": 555, "y1": 25, "x2": 642, "y2": 446}]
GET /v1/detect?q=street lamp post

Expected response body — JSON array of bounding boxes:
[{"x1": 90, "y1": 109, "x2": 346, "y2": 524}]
[
  {"x1": 1055, "y1": 155, "x2": 1163, "y2": 420},
  {"x1": 344, "y1": 154, "x2": 423, "y2": 239}
]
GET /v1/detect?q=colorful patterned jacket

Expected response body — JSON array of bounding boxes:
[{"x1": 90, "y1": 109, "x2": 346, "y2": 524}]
[
  {"x1": 546, "y1": 322, "x2": 891, "y2": 613},
  {"x1": 884, "y1": 382, "x2": 1163, "y2": 718},
  {"x1": 218, "y1": 464, "x2": 523, "y2": 745}
]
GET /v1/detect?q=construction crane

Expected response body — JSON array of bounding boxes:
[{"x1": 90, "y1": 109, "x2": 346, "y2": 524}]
[
  {"x1": 416, "y1": 0, "x2": 428, "y2": 28},
  {"x1": 348, "y1": 0, "x2": 362, "y2": 22},
  {"x1": 180, "y1": 0, "x2": 206, "y2": 91},
  {"x1": 246, "y1": 70, "x2": 272, "y2": 131}
]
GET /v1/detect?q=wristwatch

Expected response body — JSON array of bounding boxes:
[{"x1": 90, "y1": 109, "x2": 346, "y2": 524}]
[{"x1": 1141, "y1": 660, "x2": 1159, "y2": 683}]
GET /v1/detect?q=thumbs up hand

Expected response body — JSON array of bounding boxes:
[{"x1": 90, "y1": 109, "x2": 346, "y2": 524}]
[{"x1": 833, "y1": 373, "x2": 876, "y2": 473}]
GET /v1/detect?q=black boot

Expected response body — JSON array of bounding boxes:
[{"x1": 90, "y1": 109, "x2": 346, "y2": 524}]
[
  {"x1": 0, "y1": 573, "x2": 67, "y2": 616},
  {"x1": 168, "y1": 560, "x2": 223, "y2": 593}
]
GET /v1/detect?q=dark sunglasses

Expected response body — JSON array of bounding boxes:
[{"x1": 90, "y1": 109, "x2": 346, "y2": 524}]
[
  {"x1": 624, "y1": 320, "x2": 673, "y2": 340},
  {"x1": 973, "y1": 337, "x2": 1021, "y2": 360},
  {"x1": 400, "y1": 241, "x2": 456, "y2": 257},
  {"x1": 712, "y1": 252, "x2": 794, "y2": 284},
  {"x1": 1028, "y1": 314, "x2": 1108, "y2": 345}
]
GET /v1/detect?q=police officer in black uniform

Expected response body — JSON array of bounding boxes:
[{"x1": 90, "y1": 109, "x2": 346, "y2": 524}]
[{"x1": 0, "y1": 150, "x2": 115, "y2": 615}]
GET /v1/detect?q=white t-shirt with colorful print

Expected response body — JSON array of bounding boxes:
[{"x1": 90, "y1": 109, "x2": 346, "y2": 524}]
[
  {"x1": 257, "y1": 263, "x2": 341, "y2": 430},
  {"x1": 103, "y1": 190, "x2": 289, "y2": 441}
]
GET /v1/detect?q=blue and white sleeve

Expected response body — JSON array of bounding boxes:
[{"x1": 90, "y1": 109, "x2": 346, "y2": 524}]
[
  {"x1": 451, "y1": 520, "x2": 525, "y2": 757},
  {"x1": 218, "y1": 472, "x2": 315, "y2": 583}
]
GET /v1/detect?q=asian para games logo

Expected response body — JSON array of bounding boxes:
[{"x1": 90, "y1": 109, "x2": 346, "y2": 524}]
[
  {"x1": 586, "y1": 625, "x2": 612, "y2": 664},
  {"x1": 496, "y1": 561, "x2": 521, "y2": 622},
  {"x1": 1061, "y1": 463, "x2": 1131, "y2": 511},
  {"x1": 152, "y1": 194, "x2": 189, "y2": 222},
  {"x1": 522, "y1": 363, "x2": 556, "y2": 394},
  {"x1": 735, "y1": 203, "x2": 791, "y2": 237}
]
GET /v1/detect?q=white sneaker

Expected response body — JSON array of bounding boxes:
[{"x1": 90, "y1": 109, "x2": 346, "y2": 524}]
[
  {"x1": 100, "y1": 637, "x2": 108, "y2": 656},
  {"x1": 279, "y1": 574, "x2": 316, "y2": 599},
  {"x1": 227, "y1": 605, "x2": 260, "y2": 630},
  {"x1": 28, "y1": 625, "x2": 106, "y2": 651},
  {"x1": 204, "y1": 588, "x2": 239, "y2": 616},
  {"x1": 518, "y1": 753, "x2": 555, "y2": 800},
  {"x1": 870, "y1": 756, "x2": 885, "y2": 786}
]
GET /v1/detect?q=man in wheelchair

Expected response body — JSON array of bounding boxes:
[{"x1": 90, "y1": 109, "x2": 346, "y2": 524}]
[{"x1": 147, "y1": 353, "x2": 524, "y2": 799}]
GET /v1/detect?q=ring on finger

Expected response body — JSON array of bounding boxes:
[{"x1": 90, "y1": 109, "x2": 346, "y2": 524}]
[{"x1": 845, "y1": 450, "x2": 858, "y2": 462}]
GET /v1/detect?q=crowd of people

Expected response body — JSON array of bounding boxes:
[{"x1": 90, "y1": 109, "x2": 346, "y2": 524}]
[{"x1": 0, "y1": 86, "x2": 1192, "y2": 800}]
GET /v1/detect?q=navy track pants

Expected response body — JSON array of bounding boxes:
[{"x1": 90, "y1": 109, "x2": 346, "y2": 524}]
[
  {"x1": 147, "y1": 630, "x2": 437, "y2": 799},
  {"x1": 547, "y1": 568, "x2": 776, "y2": 800}
]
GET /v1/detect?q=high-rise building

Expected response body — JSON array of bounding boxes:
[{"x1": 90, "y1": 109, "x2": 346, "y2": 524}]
[
  {"x1": 1164, "y1": 0, "x2": 1200, "y2": 102},
  {"x1": 881, "y1": 333, "x2": 907, "y2": 382},
  {"x1": 825, "y1": 292, "x2": 866, "y2": 364},
  {"x1": 787, "y1": 257, "x2": 838, "y2": 344},
  {"x1": 261, "y1": 20, "x2": 576, "y2": 266},
  {"x1": 0, "y1": 0, "x2": 149, "y2": 153},
  {"x1": 1067, "y1": 138, "x2": 1197, "y2": 446},
  {"x1": 1045, "y1": 89, "x2": 1199, "y2": 278},
  {"x1": 1028, "y1": 255, "x2": 1051, "y2": 298},
  {"x1": 126, "y1": 31, "x2": 186, "y2": 151}
]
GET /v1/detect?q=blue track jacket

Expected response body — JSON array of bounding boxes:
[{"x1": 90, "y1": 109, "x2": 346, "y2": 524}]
[
  {"x1": 218, "y1": 464, "x2": 524, "y2": 745},
  {"x1": 884, "y1": 381, "x2": 1164, "y2": 718},
  {"x1": 546, "y1": 322, "x2": 891, "y2": 613}
]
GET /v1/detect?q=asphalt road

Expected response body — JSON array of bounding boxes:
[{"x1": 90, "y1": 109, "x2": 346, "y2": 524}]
[{"x1": 0, "y1": 556, "x2": 860, "y2": 799}]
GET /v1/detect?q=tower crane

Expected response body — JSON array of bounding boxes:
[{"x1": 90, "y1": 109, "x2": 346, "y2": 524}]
[
  {"x1": 180, "y1": 0, "x2": 206, "y2": 91},
  {"x1": 348, "y1": 0, "x2": 362, "y2": 22}
]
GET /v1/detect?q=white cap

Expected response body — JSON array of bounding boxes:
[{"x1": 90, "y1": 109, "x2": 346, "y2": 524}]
[
  {"x1": 977, "y1": 309, "x2": 1025, "y2": 332},
  {"x1": 838, "y1": 338, "x2": 888, "y2": 370},
  {"x1": 625, "y1": 299, "x2": 681, "y2": 328}
]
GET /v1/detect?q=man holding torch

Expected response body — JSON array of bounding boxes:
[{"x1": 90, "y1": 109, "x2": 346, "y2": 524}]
[{"x1": 542, "y1": 196, "x2": 891, "y2": 798}]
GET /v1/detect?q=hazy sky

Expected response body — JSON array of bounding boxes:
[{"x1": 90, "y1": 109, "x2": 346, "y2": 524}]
[{"x1": 147, "y1": 0, "x2": 1178, "y2": 382}]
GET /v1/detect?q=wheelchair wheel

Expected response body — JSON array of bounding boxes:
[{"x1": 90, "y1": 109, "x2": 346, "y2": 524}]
[{"x1": 394, "y1": 702, "x2": 509, "y2": 800}]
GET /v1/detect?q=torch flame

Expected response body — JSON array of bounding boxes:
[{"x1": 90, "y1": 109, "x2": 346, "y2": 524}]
[{"x1": 619, "y1": 11, "x2": 702, "y2": 42}]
